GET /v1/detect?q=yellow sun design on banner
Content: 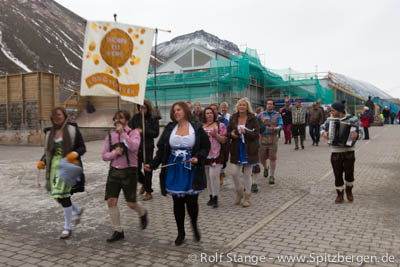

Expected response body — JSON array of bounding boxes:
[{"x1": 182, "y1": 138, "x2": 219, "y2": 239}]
[{"x1": 80, "y1": 21, "x2": 155, "y2": 104}]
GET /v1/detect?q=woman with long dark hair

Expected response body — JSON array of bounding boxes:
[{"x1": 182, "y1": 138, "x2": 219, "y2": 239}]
[
  {"x1": 37, "y1": 107, "x2": 86, "y2": 239},
  {"x1": 202, "y1": 107, "x2": 227, "y2": 208},
  {"x1": 144, "y1": 101, "x2": 210, "y2": 246}
]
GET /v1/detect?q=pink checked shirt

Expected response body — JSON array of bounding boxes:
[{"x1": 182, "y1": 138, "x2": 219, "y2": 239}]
[
  {"x1": 102, "y1": 126, "x2": 141, "y2": 168},
  {"x1": 204, "y1": 123, "x2": 227, "y2": 159}
]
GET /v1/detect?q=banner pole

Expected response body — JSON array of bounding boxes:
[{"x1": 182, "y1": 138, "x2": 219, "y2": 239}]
[
  {"x1": 113, "y1": 13, "x2": 120, "y2": 111},
  {"x1": 141, "y1": 106, "x2": 146, "y2": 165}
]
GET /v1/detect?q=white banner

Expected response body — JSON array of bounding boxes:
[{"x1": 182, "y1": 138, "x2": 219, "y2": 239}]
[{"x1": 80, "y1": 21, "x2": 155, "y2": 105}]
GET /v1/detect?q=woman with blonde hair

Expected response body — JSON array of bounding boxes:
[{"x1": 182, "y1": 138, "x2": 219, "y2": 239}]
[{"x1": 227, "y1": 98, "x2": 259, "y2": 207}]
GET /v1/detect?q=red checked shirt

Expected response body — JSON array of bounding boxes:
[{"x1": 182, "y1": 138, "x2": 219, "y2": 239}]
[{"x1": 102, "y1": 126, "x2": 141, "y2": 168}]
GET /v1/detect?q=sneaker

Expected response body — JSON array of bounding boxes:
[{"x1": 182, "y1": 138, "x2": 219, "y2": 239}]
[
  {"x1": 251, "y1": 184, "x2": 258, "y2": 193},
  {"x1": 264, "y1": 167, "x2": 269, "y2": 178},
  {"x1": 106, "y1": 231, "x2": 124, "y2": 242},
  {"x1": 60, "y1": 229, "x2": 72, "y2": 239},
  {"x1": 269, "y1": 176, "x2": 275, "y2": 184},
  {"x1": 295, "y1": 146, "x2": 299, "y2": 150},
  {"x1": 140, "y1": 210, "x2": 148, "y2": 230}
]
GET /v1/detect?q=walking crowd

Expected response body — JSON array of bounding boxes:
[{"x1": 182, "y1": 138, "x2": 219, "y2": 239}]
[{"x1": 36, "y1": 95, "x2": 387, "y2": 246}]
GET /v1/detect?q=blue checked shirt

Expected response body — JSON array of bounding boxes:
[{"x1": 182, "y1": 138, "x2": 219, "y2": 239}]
[{"x1": 259, "y1": 111, "x2": 283, "y2": 135}]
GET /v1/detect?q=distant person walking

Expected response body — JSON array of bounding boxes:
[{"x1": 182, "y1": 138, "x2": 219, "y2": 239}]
[
  {"x1": 308, "y1": 103, "x2": 324, "y2": 146},
  {"x1": 287, "y1": 98, "x2": 307, "y2": 150},
  {"x1": 383, "y1": 106, "x2": 390, "y2": 124},
  {"x1": 280, "y1": 104, "x2": 292, "y2": 144},
  {"x1": 365, "y1": 96, "x2": 375, "y2": 115},
  {"x1": 360, "y1": 106, "x2": 372, "y2": 140}
]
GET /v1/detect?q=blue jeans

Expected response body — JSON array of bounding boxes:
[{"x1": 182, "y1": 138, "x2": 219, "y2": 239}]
[{"x1": 309, "y1": 124, "x2": 321, "y2": 143}]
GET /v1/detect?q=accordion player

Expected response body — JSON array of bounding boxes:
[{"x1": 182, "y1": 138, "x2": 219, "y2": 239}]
[{"x1": 328, "y1": 119, "x2": 359, "y2": 147}]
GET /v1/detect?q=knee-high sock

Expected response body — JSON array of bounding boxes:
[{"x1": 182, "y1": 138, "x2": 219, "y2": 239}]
[
  {"x1": 294, "y1": 136, "x2": 299, "y2": 146},
  {"x1": 71, "y1": 201, "x2": 81, "y2": 215},
  {"x1": 109, "y1": 206, "x2": 123, "y2": 232},
  {"x1": 63, "y1": 206, "x2": 72, "y2": 230},
  {"x1": 130, "y1": 202, "x2": 145, "y2": 216},
  {"x1": 300, "y1": 135, "x2": 304, "y2": 145}
]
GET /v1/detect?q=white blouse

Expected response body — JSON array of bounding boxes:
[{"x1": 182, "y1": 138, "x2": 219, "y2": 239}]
[{"x1": 169, "y1": 124, "x2": 195, "y2": 148}]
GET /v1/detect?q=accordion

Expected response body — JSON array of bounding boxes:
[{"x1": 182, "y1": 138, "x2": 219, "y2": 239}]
[{"x1": 328, "y1": 119, "x2": 358, "y2": 147}]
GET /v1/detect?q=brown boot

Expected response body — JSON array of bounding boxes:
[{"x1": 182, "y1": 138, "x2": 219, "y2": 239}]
[
  {"x1": 242, "y1": 194, "x2": 251, "y2": 207},
  {"x1": 345, "y1": 186, "x2": 353, "y2": 202},
  {"x1": 143, "y1": 192, "x2": 152, "y2": 201},
  {"x1": 234, "y1": 190, "x2": 243, "y2": 205},
  {"x1": 335, "y1": 190, "x2": 344, "y2": 204},
  {"x1": 139, "y1": 185, "x2": 145, "y2": 195},
  {"x1": 220, "y1": 173, "x2": 224, "y2": 185}
]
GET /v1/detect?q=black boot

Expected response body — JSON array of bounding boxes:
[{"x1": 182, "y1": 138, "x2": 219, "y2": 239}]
[
  {"x1": 140, "y1": 210, "x2": 148, "y2": 230},
  {"x1": 175, "y1": 231, "x2": 185, "y2": 246},
  {"x1": 106, "y1": 231, "x2": 124, "y2": 243},
  {"x1": 207, "y1": 195, "x2": 213, "y2": 206},
  {"x1": 192, "y1": 223, "x2": 201, "y2": 242},
  {"x1": 212, "y1": 196, "x2": 218, "y2": 208}
]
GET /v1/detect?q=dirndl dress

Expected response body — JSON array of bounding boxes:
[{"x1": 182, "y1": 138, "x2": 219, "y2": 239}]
[
  {"x1": 165, "y1": 124, "x2": 201, "y2": 197},
  {"x1": 49, "y1": 139, "x2": 72, "y2": 199}
]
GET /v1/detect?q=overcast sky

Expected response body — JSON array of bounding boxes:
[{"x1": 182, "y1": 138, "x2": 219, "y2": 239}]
[{"x1": 55, "y1": 0, "x2": 400, "y2": 98}]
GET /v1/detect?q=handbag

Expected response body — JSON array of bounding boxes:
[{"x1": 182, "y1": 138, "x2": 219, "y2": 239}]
[{"x1": 58, "y1": 158, "x2": 83, "y2": 187}]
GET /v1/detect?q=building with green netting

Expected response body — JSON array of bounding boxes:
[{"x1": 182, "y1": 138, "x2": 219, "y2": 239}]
[{"x1": 145, "y1": 44, "x2": 394, "y2": 124}]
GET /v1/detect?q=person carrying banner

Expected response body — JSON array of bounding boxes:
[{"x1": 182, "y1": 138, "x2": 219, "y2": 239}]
[
  {"x1": 144, "y1": 102, "x2": 210, "y2": 246},
  {"x1": 129, "y1": 99, "x2": 160, "y2": 201},
  {"x1": 37, "y1": 107, "x2": 86, "y2": 239},
  {"x1": 103, "y1": 110, "x2": 148, "y2": 243},
  {"x1": 287, "y1": 98, "x2": 307, "y2": 150}
]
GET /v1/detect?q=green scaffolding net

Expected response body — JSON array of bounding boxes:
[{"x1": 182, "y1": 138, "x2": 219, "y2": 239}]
[{"x1": 145, "y1": 48, "x2": 334, "y2": 106}]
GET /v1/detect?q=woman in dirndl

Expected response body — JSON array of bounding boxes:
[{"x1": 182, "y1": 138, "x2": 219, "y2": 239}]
[
  {"x1": 202, "y1": 106, "x2": 227, "y2": 208},
  {"x1": 145, "y1": 101, "x2": 210, "y2": 246},
  {"x1": 227, "y1": 97, "x2": 260, "y2": 207},
  {"x1": 37, "y1": 107, "x2": 86, "y2": 239}
]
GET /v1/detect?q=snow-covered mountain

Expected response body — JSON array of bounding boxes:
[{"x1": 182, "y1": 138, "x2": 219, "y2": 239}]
[
  {"x1": 0, "y1": 0, "x2": 85, "y2": 100},
  {"x1": 155, "y1": 30, "x2": 241, "y2": 59}
]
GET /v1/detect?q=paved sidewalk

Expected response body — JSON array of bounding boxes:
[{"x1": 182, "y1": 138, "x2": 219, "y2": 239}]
[{"x1": 0, "y1": 125, "x2": 399, "y2": 267}]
